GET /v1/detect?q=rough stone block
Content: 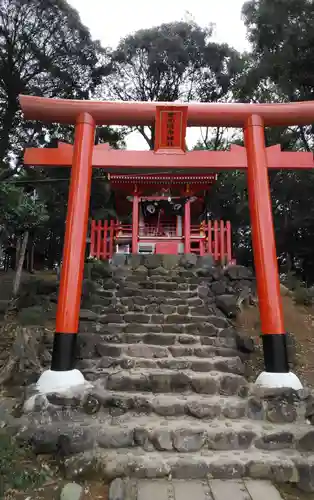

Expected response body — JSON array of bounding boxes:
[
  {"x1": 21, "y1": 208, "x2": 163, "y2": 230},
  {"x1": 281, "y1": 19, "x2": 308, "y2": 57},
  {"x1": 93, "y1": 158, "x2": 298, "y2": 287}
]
[
  {"x1": 151, "y1": 429, "x2": 173, "y2": 451},
  {"x1": 173, "y1": 429, "x2": 206, "y2": 452},
  {"x1": 266, "y1": 402, "x2": 297, "y2": 423},
  {"x1": 79, "y1": 309, "x2": 98, "y2": 321},
  {"x1": 149, "y1": 373, "x2": 172, "y2": 393},
  {"x1": 129, "y1": 255, "x2": 143, "y2": 269},
  {"x1": 297, "y1": 464, "x2": 314, "y2": 492},
  {"x1": 208, "y1": 431, "x2": 255, "y2": 450},
  {"x1": 109, "y1": 478, "x2": 125, "y2": 500},
  {"x1": 180, "y1": 254, "x2": 198, "y2": 268},
  {"x1": 169, "y1": 346, "x2": 194, "y2": 357},
  {"x1": 107, "y1": 372, "x2": 150, "y2": 392},
  {"x1": 209, "y1": 461, "x2": 245, "y2": 479},
  {"x1": 144, "y1": 333, "x2": 176, "y2": 345},
  {"x1": 97, "y1": 428, "x2": 134, "y2": 448},
  {"x1": 187, "y1": 401, "x2": 221, "y2": 419},
  {"x1": 158, "y1": 358, "x2": 190, "y2": 370},
  {"x1": 185, "y1": 323, "x2": 217, "y2": 335},
  {"x1": 96, "y1": 344, "x2": 122, "y2": 357},
  {"x1": 178, "y1": 334, "x2": 199, "y2": 345},
  {"x1": 162, "y1": 323, "x2": 183, "y2": 333},
  {"x1": 236, "y1": 332, "x2": 255, "y2": 354},
  {"x1": 160, "y1": 304, "x2": 177, "y2": 315},
  {"x1": 219, "y1": 375, "x2": 247, "y2": 397},
  {"x1": 99, "y1": 313, "x2": 124, "y2": 324},
  {"x1": 60, "y1": 483, "x2": 84, "y2": 500},
  {"x1": 222, "y1": 402, "x2": 246, "y2": 419},
  {"x1": 247, "y1": 397, "x2": 265, "y2": 420},
  {"x1": 124, "y1": 313, "x2": 151, "y2": 323},
  {"x1": 170, "y1": 457, "x2": 209, "y2": 479},
  {"x1": 162, "y1": 255, "x2": 180, "y2": 269},
  {"x1": 198, "y1": 286, "x2": 209, "y2": 298},
  {"x1": 216, "y1": 295, "x2": 238, "y2": 318},
  {"x1": 152, "y1": 397, "x2": 186, "y2": 416},
  {"x1": 211, "y1": 282, "x2": 228, "y2": 295},
  {"x1": 255, "y1": 431, "x2": 294, "y2": 450},
  {"x1": 125, "y1": 324, "x2": 161, "y2": 333},
  {"x1": 191, "y1": 376, "x2": 218, "y2": 395},
  {"x1": 143, "y1": 255, "x2": 163, "y2": 269},
  {"x1": 297, "y1": 431, "x2": 314, "y2": 451}
]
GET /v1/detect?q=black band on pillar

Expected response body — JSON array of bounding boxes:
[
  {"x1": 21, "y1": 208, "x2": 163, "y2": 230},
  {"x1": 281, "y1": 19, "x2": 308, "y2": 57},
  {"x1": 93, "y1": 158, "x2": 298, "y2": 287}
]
[
  {"x1": 262, "y1": 333, "x2": 289, "y2": 373},
  {"x1": 51, "y1": 333, "x2": 77, "y2": 371}
]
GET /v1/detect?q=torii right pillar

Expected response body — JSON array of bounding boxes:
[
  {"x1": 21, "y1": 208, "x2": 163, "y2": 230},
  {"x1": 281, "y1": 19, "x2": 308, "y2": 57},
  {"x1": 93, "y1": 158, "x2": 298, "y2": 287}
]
[{"x1": 244, "y1": 115, "x2": 302, "y2": 389}]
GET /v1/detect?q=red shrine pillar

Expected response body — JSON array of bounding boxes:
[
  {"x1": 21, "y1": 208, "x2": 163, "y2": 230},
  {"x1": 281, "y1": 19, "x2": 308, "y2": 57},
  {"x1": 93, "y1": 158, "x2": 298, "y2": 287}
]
[
  {"x1": 184, "y1": 185, "x2": 191, "y2": 253},
  {"x1": 52, "y1": 113, "x2": 96, "y2": 371},
  {"x1": 132, "y1": 187, "x2": 139, "y2": 253},
  {"x1": 244, "y1": 115, "x2": 288, "y2": 375}
]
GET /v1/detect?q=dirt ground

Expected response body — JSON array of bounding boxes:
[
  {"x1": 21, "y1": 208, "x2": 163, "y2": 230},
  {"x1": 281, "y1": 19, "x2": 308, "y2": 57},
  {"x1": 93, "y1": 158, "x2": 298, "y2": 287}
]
[
  {"x1": 5, "y1": 482, "x2": 108, "y2": 500},
  {"x1": 236, "y1": 295, "x2": 314, "y2": 388}
]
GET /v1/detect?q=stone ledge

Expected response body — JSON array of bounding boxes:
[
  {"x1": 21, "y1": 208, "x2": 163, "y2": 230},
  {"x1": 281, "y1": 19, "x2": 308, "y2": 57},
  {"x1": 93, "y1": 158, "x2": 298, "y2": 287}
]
[
  {"x1": 9, "y1": 381, "x2": 312, "y2": 426},
  {"x1": 62, "y1": 447, "x2": 313, "y2": 491}
]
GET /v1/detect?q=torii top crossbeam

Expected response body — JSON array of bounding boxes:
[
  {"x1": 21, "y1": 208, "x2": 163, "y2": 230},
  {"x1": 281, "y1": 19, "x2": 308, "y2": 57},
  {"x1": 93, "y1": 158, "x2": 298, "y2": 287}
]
[{"x1": 20, "y1": 94, "x2": 314, "y2": 127}]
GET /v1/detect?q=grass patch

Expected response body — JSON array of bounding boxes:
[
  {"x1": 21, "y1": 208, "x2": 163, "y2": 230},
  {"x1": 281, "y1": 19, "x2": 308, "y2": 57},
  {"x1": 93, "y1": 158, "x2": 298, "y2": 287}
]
[{"x1": 0, "y1": 433, "x2": 51, "y2": 496}]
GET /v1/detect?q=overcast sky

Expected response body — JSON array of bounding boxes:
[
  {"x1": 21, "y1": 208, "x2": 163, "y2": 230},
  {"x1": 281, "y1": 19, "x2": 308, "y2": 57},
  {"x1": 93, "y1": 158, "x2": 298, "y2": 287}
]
[{"x1": 68, "y1": 0, "x2": 250, "y2": 149}]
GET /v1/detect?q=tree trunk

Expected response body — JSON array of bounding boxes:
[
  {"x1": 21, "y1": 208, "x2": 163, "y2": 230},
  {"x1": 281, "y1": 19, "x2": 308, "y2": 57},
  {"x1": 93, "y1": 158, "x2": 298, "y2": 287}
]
[
  {"x1": 15, "y1": 237, "x2": 21, "y2": 270},
  {"x1": 27, "y1": 235, "x2": 34, "y2": 273},
  {"x1": 12, "y1": 231, "x2": 29, "y2": 298}
]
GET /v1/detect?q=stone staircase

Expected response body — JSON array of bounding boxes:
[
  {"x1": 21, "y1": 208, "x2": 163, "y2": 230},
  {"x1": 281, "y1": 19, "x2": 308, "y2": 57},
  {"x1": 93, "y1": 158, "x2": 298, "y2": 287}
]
[{"x1": 9, "y1": 255, "x2": 314, "y2": 492}]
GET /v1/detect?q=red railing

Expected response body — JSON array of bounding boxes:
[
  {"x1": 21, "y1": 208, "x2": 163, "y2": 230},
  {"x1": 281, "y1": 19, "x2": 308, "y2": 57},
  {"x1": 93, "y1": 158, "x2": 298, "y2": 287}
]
[
  {"x1": 206, "y1": 220, "x2": 232, "y2": 264},
  {"x1": 90, "y1": 219, "x2": 116, "y2": 259},
  {"x1": 90, "y1": 219, "x2": 233, "y2": 264},
  {"x1": 139, "y1": 223, "x2": 177, "y2": 237}
]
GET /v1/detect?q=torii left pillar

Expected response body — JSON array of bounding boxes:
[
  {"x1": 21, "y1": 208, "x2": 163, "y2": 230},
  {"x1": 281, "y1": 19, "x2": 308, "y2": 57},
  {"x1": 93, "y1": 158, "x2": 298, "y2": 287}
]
[{"x1": 37, "y1": 113, "x2": 96, "y2": 393}]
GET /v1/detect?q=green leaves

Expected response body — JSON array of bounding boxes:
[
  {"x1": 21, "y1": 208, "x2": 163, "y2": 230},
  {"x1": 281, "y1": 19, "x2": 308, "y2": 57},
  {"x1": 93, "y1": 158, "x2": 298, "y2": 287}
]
[
  {"x1": 0, "y1": 182, "x2": 48, "y2": 233},
  {"x1": 101, "y1": 21, "x2": 243, "y2": 147},
  {"x1": 0, "y1": 0, "x2": 104, "y2": 177}
]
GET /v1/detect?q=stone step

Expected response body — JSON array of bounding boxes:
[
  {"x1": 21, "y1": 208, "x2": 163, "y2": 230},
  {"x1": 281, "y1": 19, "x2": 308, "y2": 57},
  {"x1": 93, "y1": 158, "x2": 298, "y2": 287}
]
[
  {"x1": 83, "y1": 312, "x2": 229, "y2": 328},
  {"x1": 20, "y1": 416, "x2": 313, "y2": 456},
  {"x1": 91, "y1": 306, "x2": 219, "y2": 317},
  {"x1": 80, "y1": 323, "x2": 232, "y2": 338},
  {"x1": 94, "y1": 313, "x2": 222, "y2": 324},
  {"x1": 93, "y1": 343, "x2": 239, "y2": 359},
  {"x1": 78, "y1": 332, "x2": 237, "y2": 349},
  {"x1": 85, "y1": 368, "x2": 248, "y2": 395},
  {"x1": 117, "y1": 273, "x2": 207, "y2": 281},
  {"x1": 146, "y1": 276, "x2": 203, "y2": 284},
  {"x1": 63, "y1": 447, "x2": 313, "y2": 486},
  {"x1": 93, "y1": 356, "x2": 244, "y2": 375},
  {"x1": 88, "y1": 391, "x2": 253, "y2": 419},
  {"x1": 120, "y1": 297, "x2": 205, "y2": 307},
  {"x1": 118, "y1": 282, "x2": 199, "y2": 291},
  {"x1": 116, "y1": 289, "x2": 200, "y2": 299}
]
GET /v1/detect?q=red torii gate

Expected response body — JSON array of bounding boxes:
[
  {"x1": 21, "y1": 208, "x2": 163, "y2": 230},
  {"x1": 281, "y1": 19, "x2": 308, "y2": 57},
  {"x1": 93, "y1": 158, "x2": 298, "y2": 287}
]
[{"x1": 20, "y1": 94, "x2": 314, "y2": 391}]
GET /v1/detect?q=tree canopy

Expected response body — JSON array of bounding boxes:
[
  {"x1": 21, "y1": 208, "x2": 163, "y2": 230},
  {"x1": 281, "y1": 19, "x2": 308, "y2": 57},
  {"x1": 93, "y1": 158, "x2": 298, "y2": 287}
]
[
  {"x1": 100, "y1": 21, "x2": 244, "y2": 147},
  {"x1": 0, "y1": 0, "x2": 104, "y2": 181}
]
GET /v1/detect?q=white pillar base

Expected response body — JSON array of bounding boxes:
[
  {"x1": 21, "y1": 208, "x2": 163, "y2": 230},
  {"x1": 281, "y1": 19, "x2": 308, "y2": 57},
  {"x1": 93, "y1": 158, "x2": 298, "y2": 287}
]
[
  {"x1": 36, "y1": 369, "x2": 90, "y2": 394},
  {"x1": 255, "y1": 371, "x2": 303, "y2": 390}
]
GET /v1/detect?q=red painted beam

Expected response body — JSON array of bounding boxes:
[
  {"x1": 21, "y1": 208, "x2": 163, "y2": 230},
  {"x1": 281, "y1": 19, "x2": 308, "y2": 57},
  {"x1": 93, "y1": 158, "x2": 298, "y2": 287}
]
[
  {"x1": 24, "y1": 143, "x2": 314, "y2": 171},
  {"x1": 19, "y1": 94, "x2": 314, "y2": 127}
]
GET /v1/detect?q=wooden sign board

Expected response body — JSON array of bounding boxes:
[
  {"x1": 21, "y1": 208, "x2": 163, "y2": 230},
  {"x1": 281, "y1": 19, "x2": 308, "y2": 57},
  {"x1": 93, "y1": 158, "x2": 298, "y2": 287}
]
[{"x1": 154, "y1": 105, "x2": 188, "y2": 153}]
